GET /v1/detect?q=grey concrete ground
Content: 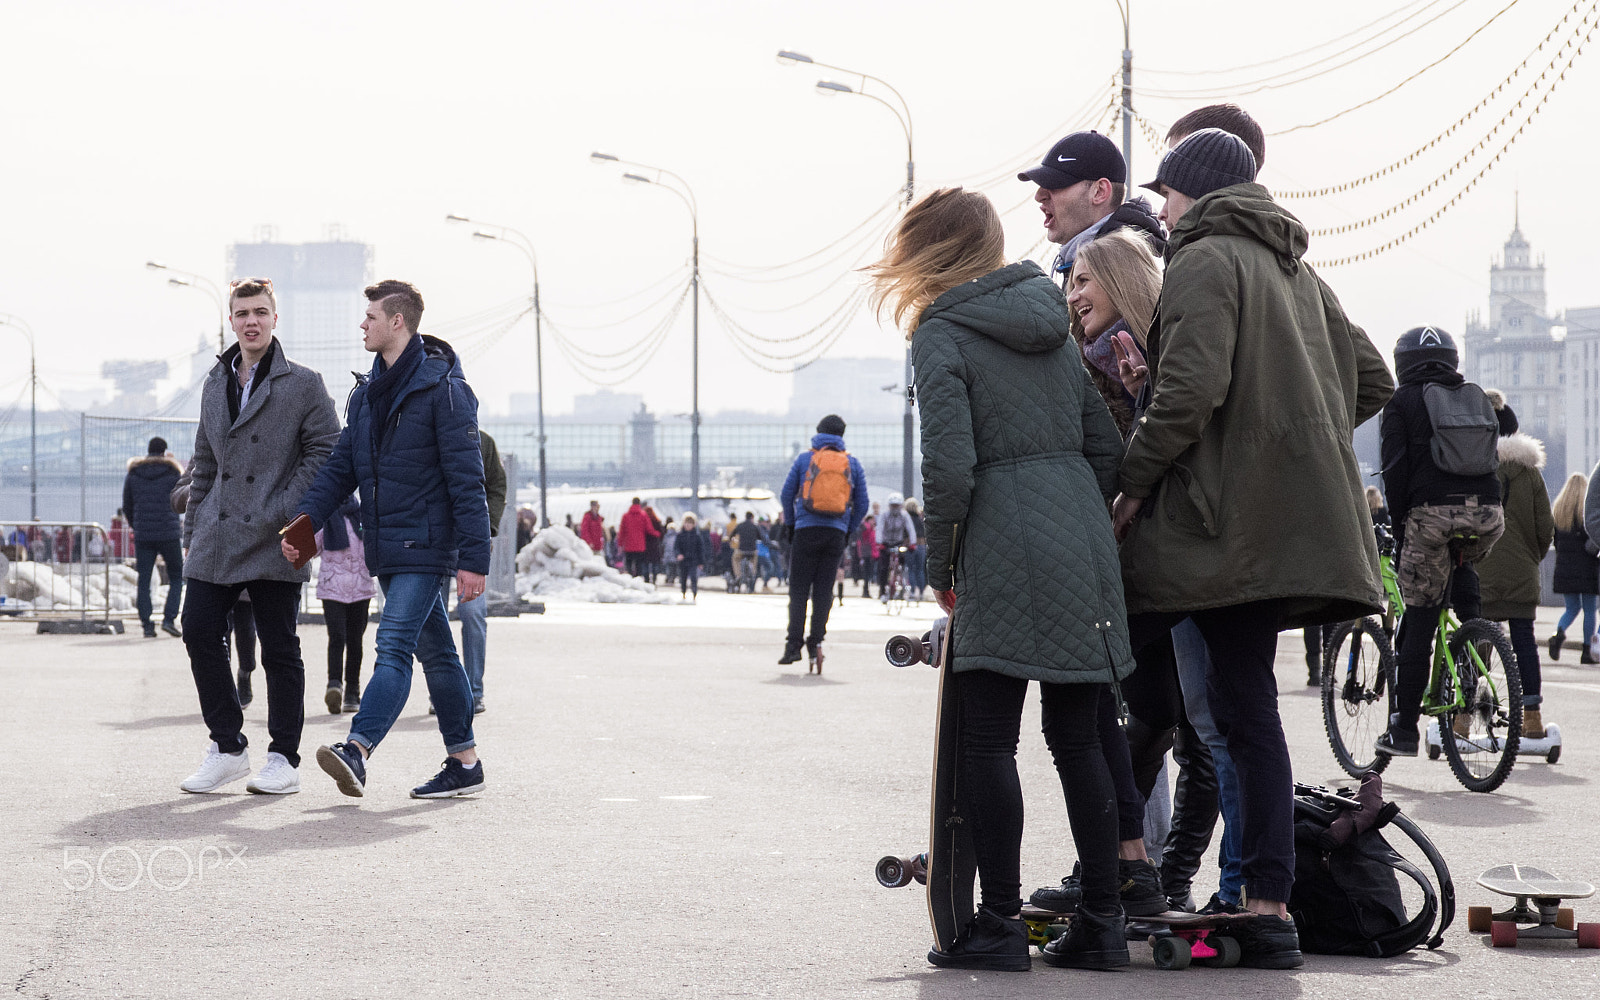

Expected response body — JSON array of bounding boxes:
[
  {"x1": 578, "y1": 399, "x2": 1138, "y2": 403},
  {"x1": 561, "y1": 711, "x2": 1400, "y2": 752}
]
[{"x1": 4, "y1": 595, "x2": 1600, "y2": 999}]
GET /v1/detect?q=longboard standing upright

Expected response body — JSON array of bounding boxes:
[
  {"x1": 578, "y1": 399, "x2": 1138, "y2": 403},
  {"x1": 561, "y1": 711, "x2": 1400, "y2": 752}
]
[{"x1": 877, "y1": 615, "x2": 978, "y2": 955}]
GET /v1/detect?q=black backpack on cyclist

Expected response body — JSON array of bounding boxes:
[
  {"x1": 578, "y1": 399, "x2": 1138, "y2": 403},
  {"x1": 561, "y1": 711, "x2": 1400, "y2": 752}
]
[
  {"x1": 1289, "y1": 774, "x2": 1455, "y2": 957},
  {"x1": 1422, "y1": 381, "x2": 1499, "y2": 477}
]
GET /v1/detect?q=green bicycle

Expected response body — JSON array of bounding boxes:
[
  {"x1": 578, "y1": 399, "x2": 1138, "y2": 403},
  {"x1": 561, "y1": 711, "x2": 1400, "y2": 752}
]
[{"x1": 1321, "y1": 525, "x2": 1522, "y2": 792}]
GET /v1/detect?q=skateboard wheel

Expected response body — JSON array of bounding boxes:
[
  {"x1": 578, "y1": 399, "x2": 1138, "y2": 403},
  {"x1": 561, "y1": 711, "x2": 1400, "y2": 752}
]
[
  {"x1": 1207, "y1": 936, "x2": 1241, "y2": 969},
  {"x1": 1152, "y1": 935, "x2": 1192, "y2": 970},
  {"x1": 875, "y1": 855, "x2": 912, "y2": 888},
  {"x1": 1467, "y1": 906, "x2": 1492, "y2": 933},
  {"x1": 1491, "y1": 921, "x2": 1518, "y2": 947},
  {"x1": 1558, "y1": 907, "x2": 1575, "y2": 930},
  {"x1": 1578, "y1": 923, "x2": 1600, "y2": 949}
]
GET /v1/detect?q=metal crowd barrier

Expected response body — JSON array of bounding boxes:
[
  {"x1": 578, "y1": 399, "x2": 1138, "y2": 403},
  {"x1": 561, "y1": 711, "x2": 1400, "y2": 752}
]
[{"x1": 0, "y1": 521, "x2": 124, "y2": 634}]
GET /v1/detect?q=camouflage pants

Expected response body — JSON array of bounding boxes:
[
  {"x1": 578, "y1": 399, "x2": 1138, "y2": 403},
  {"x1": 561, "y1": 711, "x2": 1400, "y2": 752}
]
[{"x1": 1397, "y1": 502, "x2": 1505, "y2": 609}]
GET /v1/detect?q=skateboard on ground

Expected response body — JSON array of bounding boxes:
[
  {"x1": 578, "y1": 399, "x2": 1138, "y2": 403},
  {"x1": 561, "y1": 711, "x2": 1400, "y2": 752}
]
[
  {"x1": 1126, "y1": 911, "x2": 1257, "y2": 970},
  {"x1": 1467, "y1": 864, "x2": 1600, "y2": 947},
  {"x1": 877, "y1": 616, "x2": 977, "y2": 955},
  {"x1": 1426, "y1": 717, "x2": 1562, "y2": 763}
]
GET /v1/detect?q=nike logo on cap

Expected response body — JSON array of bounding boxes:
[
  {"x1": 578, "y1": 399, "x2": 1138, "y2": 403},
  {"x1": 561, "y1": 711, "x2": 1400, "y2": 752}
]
[{"x1": 1056, "y1": 156, "x2": 1076, "y2": 163}]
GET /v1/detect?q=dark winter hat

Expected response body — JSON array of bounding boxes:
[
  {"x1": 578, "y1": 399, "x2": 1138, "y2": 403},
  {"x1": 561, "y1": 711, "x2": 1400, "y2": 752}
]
[
  {"x1": 147, "y1": 436, "x2": 167, "y2": 455},
  {"x1": 1140, "y1": 128, "x2": 1257, "y2": 200},
  {"x1": 1019, "y1": 131, "x2": 1127, "y2": 190},
  {"x1": 817, "y1": 414, "x2": 847, "y2": 437},
  {"x1": 1485, "y1": 388, "x2": 1520, "y2": 436},
  {"x1": 1393, "y1": 326, "x2": 1459, "y2": 370}
]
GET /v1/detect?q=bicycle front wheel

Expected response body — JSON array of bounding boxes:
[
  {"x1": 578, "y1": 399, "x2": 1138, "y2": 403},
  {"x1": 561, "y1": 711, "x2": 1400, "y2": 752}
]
[
  {"x1": 1321, "y1": 617, "x2": 1395, "y2": 778},
  {"x1": 1440, "y1": 618, "x2": 1522, "y2": 793}
]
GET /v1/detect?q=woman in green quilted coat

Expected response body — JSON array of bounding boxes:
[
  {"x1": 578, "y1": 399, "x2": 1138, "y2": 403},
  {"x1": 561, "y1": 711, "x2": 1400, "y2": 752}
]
[{"x1": 869, "y1": 188, "x2": 1136, "y2": 973}]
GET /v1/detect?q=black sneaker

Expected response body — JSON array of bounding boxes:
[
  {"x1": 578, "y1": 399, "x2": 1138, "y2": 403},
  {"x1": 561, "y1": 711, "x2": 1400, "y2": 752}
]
[
  {"x1": 1166, "y1": 890, "x2": 1197, "y2": 913},
  {"x1": 342, "y1": 697, "x2": 361, "y2": 713},
  {"x1": 472, "y1": 696, "x2": 486, "y2": 715},
  {"x1": 1374, "y1": 728, "x2": 1419, "y2": 757},
  {"x1": 1029, "y1": 862, "x2": 1082, "y2": 913},
  {"x1": 1117, "y1": 859, "x2": 1167, "y2": 917},
  {"x1": 926, "y1": 905, "x2": 1030, "y2": 972},
  {"x1": 411, "y1": 758, "x2": 485, "y2": 798},
  {"x1": 778, "y1": 644, "x2": 803, "y2": 665},
  {"x1": 1040, "y1": 905, "x2": 1129, "y2": 970},
  {"x1": 161, "y1": 619, "x2": 182, "y2": 638},
  {"x1": 143, "y1": 623, "x2": 157, "y2": 638},
  {"x1": 236, "y1": 667, "x2": 253, "y2": 709},
  {"x1": 1200, "y1": 893, "x2": 1244, "y2": 915},
  {"x1": 1232, "y1": 913, "x2": 1304, "y2": 969},
  {"x1": 316, "y1": 742, "x2": 367, "y2": 798}
]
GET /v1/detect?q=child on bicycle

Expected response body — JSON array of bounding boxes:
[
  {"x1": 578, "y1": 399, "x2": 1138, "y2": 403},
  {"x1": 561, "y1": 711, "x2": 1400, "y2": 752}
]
[{"x1": 1376, "y1": 327, "x2": 1505, "y2": 757}]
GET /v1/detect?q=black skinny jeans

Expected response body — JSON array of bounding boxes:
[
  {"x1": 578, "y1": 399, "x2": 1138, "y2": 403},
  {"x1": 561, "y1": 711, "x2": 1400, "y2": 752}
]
[
  {"x1": 786, "y1": 527, "x2": 847, "y2": 648},
  {"x1": 1127, "y1": 599, "x2": 1294, "y2": 905},
  {"x1": 323, "y1": 598, "x2": 371, "y2": 694},
  {"x1": 956, "y1": 669, "x2": 1120, "y2": 916},
  {"x1": 1394, "y1": 564, "x2": 1482, "y2": 732},
  {"x1": 230, "y1": 598, "x2": 257, "y2": 673},
  {"x1": 182, "y1": 579, "x2": 305, "y2": 767},
  {"x1": 1507, "y1": 617, "x2": 1541, "y2": 707}
]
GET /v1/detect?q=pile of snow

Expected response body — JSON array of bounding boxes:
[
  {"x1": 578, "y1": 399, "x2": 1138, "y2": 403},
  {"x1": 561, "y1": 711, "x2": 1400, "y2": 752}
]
[
  {"x1": 514, "y1": 525, "x2": 681, "y2": 605},
  {"x1": 3, "y1": 560, "x2": 143, "y2": 613}
]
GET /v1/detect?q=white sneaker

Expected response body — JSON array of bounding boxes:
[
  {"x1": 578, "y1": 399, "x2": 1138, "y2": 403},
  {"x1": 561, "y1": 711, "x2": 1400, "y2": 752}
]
[
  {"x1": 180, "y1": 742, "x2": 251, "y2": 793},
  {"x1": 245, "y1": 751, "x2": 301, "y2": 795}
]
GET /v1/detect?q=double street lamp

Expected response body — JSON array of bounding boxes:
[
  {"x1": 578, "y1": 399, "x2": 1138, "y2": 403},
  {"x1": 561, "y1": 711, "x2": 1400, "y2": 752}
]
[
  {"x1": 778, "y1": 49, "x2": 917, "y2": 501},
  {"x1": 0, "y1": 313, "x2": 38, "y2": 520},
  {"x1": 589, "y1": 151, "x2": 702, "y2": 517},
  {"x1": 446, "y1": 214, "x2": 549, "y2": 530},
  {"x1": 145, "y1": 261, "x2": 226, "y2": 354}
]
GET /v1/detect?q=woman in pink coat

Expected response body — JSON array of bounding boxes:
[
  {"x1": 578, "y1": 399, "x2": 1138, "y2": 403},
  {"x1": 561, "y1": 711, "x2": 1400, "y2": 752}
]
[{"x1": 316, "y1": 496, "x2": 377, "y2": 715}]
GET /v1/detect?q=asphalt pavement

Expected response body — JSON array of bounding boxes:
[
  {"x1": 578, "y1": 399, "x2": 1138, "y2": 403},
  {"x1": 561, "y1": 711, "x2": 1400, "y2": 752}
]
[{"x1": 4, "y1": 592, "x2": 1600, "y2": 999}]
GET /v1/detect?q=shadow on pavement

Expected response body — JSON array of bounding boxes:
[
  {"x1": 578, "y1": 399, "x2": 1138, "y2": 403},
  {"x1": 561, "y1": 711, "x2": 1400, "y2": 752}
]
[
  {"x1": 1384, "y1": 784, "x2": 1540, "y2": 827},
  {"x1": 101, "y1": 713, "x2": 204, "y2": 732},
  {"x1": 763, "y1": 673, "x2": 846, "y2": 686}
]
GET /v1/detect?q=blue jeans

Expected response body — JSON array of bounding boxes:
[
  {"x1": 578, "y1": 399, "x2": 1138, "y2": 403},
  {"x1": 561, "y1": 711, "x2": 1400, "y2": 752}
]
[
  {"x1": 1171, "y1": 618, "x2": 1244, "y2": 905},
  {"x1": 348, "y1": 573, "x2": 475, "y2": 754},
  {"x1": 1557, "y1": 592, "x2": 1596, "y2": 638},
  {"x1": 135, "y1": 539, "x2": 183, "y2": 627},
  {"x1": 906, "y1": 546, "x2": 928, "y2": 594},
  {"x1": 457, "y1": 590, "x2": 487, "y2": 700}
]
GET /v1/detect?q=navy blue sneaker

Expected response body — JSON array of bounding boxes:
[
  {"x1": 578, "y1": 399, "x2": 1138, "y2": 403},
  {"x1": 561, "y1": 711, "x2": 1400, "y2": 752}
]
[
  {"x1": 411, "y1": 758, "x2": 485, "y2": 799},
  {"x1": 316, "y1": 742, "x2": 367, "y2": 798}
]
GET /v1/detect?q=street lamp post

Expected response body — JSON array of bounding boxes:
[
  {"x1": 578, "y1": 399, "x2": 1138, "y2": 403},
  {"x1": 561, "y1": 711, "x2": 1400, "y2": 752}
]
[
  {"x1": 1114, "y1": 1, "x2": 1134, "y2": 197},
  {"x1": 590, "y1": 151, "x2": 701, "y2": 517},
  {"x1": 779, "y1": 49, "x2": 918, "y2": 501},
  {"x1": 446, "y1": 214, "x2": 549, "y2": 530},
  {"x1": 145, "y1": 261, "x2": 227, "y2": 353},
  {"x1": 0, "y1": 314, "x2": 38, "y2": 520}
]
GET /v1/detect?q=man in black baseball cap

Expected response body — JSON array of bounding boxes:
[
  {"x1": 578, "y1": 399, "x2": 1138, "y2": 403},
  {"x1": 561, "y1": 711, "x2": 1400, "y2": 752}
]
[{"x1": 1020, "y1": 130, "x2": 1165, "y2": 282}]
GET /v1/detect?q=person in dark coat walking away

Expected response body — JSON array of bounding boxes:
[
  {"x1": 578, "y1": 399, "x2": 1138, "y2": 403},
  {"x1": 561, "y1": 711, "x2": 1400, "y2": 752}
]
[
  {"x1": 178, "y1": 278, "x2": 341, "y2": 796},
  {"x1": 778, "y1": 414, "x2": 869, "y2": 666},
  {"x1": 288, "y1": 280, "x2": 491, "y2": 800},
  {"x1": 123, "y1": 437, "x2": 185, "y2": 638},
  {"x1": 870, "y1": 187, "x2": 1134, "y2": 972},
  {"x1": 1550, "y1": 473, "x2": 1598, "y2": 663},
  {"x1": 1475, "y1": 412, "x2": 1553, "y2": 737}
]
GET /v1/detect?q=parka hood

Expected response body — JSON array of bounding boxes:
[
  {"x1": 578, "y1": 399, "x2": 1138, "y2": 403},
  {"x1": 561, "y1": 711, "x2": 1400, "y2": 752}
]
[
  {"x1": 1167, "y1": 183, "x2": 1309, "y2": 272},
  {"x1": 126, "y1": 454, "x2": 185, "y2": 476},
  {"x1": 811, "y1": 433, "x2": 847, "y2": 451},
  {"x1": 918, "y1": 261, "x2": 1072, "y2": 355},
  {"x1": 1498, "y1": 431, "x2": 1546, "y2": 471}
]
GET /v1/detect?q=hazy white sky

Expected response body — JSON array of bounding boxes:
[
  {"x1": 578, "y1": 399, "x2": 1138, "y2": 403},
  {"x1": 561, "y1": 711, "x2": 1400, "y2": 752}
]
[{"x1": 2, "y1": 0, "x2": 1595, "y2": 421}]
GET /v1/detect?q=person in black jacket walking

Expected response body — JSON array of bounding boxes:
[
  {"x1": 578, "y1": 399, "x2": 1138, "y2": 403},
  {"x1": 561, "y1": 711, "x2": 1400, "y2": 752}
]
[
  {"x1": 122, "y1": 437, "x2": 185, "y2": 638},
  {"x1": 674, "y1": 513, "x2": 707, "y2": 600},
  {"x1": 1549, "y1": 473, "x2": 1598, "y2": 664}
]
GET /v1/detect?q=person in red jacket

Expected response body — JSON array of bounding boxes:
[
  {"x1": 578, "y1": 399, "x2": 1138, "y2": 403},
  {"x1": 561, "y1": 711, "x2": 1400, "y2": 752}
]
[
  {"x1": 618, "y1": 497, "x2": 659, "y2": 578},
  {"x1": 579, "y1": 500, "x2": 605, "y2": 553}
]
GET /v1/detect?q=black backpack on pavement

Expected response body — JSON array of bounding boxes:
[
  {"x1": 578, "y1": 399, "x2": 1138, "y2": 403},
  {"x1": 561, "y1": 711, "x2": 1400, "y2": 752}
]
[{"x1": 1289, "y1": 775, "x2": 1455, "y2": 957}]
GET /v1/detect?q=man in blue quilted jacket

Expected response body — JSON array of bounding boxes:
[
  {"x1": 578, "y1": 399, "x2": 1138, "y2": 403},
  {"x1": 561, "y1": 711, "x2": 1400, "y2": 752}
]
[{"x1": 285, "y1": 279, "x2": 492, "y2": 800}]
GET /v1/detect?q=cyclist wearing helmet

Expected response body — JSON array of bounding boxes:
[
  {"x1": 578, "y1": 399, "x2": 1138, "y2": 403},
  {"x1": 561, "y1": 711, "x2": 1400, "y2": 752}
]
[
  {"x1": 876, "y1": 493, "x2": 918, "y2": 603},
  {"x1": 1376, "y1": 326, "x2": 1504, "y2": 757}
]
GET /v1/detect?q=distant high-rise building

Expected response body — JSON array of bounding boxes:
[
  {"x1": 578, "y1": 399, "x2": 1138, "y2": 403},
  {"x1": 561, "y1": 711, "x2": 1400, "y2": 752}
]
[
  {"x1": 570, "y1": 389, "x2": 643, "y2": 423},
  {"x1": 787, "y1": 357, "x2": 904, "y2": 423},
  {"x1": 229, "y1": 226, "x2": 374, "y2": 396}
]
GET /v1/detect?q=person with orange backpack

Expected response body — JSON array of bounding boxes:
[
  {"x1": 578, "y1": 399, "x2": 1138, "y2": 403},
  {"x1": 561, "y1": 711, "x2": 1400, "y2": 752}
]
[{"x1": 778, "y1": 414, "x2": 870, "y2": 668}]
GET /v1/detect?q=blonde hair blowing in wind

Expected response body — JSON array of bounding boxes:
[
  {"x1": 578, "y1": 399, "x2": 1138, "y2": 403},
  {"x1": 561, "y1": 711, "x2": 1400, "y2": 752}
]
[
  {"x1": 1552, "y1": 472, "x2": 1587, "y2": 532},
  {"x1": 865, "y1": 188, "x2": 1006, "y2": 338},
  {"x1": 1069, "y1": 228, "x2": 1162, "y2": 349}
]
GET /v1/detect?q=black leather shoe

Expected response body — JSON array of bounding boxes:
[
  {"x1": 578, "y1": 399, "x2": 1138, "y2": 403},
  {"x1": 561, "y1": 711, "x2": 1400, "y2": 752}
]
[
  {"x1": 1117, "y1": 859, "x2": 1167, "y2": 917},
  {"x1": 1233, "y1": 913, "x2": 1304, "y2": 969},
  {"x1": 1040, "y1": 905, "x2": 1129, "y2": 970},
  {"x1": 926, "y1": 905, "x2": 1030, "y2": 972},
  {"x1": 161, "y1": 620, "x2": 182, "y2": 638},
  {"x1": 1030, "y1": 862, "x2": 1082, "y2": 913},
  {"x1": 778, "y1": 644, "x2": 803, "y2": 665}
]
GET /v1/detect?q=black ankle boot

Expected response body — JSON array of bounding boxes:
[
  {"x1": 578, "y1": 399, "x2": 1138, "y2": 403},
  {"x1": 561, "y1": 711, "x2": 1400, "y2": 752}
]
[
  {"x1": 1040, "y1": 905, "x2": 1129, "y2": 969},
  {"x1": 926, "y1": 905, "x2": 1030, "y2": 972}
]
